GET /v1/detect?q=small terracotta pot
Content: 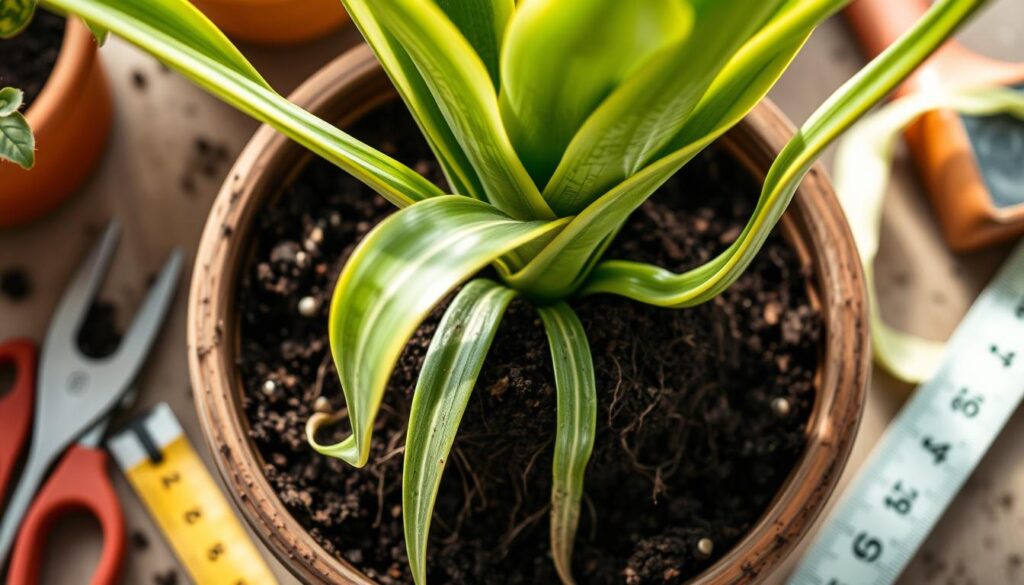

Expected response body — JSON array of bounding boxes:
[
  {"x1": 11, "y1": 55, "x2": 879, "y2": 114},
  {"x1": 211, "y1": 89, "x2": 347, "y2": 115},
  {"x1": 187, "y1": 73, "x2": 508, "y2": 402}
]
[
  {"x1": 191, "y1": 0, "x2": 348, "y2": 45},
  {"x1": 0, "y1": 18, "x2": 112, "y2": 229},
  {"x1": 188, "y1": 45, "x2": 870, "y2": 584}
]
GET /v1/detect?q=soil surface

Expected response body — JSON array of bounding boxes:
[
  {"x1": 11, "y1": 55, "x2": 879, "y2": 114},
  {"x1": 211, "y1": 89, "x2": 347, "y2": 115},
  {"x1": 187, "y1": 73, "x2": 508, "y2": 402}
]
[
  {"x1": 239, "y1": 101, "x2": 821, "y2": 584},
  {"x1": 0, "y1": 9, "x2": 65, "y2": 109}
]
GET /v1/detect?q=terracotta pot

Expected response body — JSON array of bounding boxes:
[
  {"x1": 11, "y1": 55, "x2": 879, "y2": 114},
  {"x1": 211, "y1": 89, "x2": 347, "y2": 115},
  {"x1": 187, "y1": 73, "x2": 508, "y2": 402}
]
[
  {"x1": 0, "y1": 18, "x2": 112, "y2": 229},
  {"x1": 191, "y1": 0, "x2": 348, "y2": 45},
  {"x1": 188, "y1": 45, "x2": 870, "y2": 584}
]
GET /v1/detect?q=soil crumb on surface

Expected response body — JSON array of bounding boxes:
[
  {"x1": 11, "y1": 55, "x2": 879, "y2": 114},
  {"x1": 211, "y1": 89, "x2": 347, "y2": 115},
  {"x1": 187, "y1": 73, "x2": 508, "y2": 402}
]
[
  {"x1": 181, "y1": 135, "x2": 231, "y2": 196},
  {"x1": 239, "y1": 101, "x2": 822, "y2": 584},
  {"x1": 0, "y1": 10, "x2": 65, "y2": 108},
  {"x1": 0, "y1": 267, "x2": 32, "y2": 302}
]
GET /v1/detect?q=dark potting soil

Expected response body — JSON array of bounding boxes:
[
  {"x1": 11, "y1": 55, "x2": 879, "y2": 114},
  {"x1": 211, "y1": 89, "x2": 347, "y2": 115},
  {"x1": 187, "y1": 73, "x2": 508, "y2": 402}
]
[
  {"x1": 0, "y1": 9, "x2": 65, "y2": 109},
  {"x1": 238, "y1": 101, "x2": 821, "y2": 584}
]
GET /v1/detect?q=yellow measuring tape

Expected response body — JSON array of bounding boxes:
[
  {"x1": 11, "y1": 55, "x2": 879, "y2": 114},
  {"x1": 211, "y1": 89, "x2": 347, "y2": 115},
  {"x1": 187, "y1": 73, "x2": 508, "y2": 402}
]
[{"x1": 107, "y1": 403, "x2": 276, "y2": 585}]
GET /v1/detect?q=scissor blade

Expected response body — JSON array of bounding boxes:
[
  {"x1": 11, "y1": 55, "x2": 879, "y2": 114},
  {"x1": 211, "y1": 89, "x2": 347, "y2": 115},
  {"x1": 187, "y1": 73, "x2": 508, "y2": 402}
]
[
  {"x1": 42, "y1": 221, "x2": 121, "y2": 358},
  {"x1": 108, "y1": 249, "x2": 183, "y2": 382}
]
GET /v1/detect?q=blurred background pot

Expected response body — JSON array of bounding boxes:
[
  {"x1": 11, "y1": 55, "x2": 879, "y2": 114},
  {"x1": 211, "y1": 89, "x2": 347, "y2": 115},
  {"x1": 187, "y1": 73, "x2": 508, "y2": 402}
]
[
  {"x1": 0, "y1": 18, "x2": 112, "y2": 229},
  {"x1": 191, "y1": 0, "x2": 348, "y2": 45},
  {"x1": 188, "y1": 46, "x2": 869, "y2": 583}
]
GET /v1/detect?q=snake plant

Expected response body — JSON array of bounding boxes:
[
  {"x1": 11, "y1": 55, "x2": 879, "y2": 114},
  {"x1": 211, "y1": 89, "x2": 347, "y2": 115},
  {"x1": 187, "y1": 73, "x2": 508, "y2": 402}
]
[{"x1": 1, "y1": 0, "x2": 988, "y2": 582}]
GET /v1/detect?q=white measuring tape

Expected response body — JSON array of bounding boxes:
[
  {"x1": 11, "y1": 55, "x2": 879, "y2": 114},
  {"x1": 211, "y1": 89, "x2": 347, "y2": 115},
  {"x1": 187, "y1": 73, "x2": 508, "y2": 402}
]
[
  {"x1": 789, "y1": 88, "x2": 1024, "y2": 584},
  {"x1": 789, "y1": 239, "x2": 1024, "y2": 584}
]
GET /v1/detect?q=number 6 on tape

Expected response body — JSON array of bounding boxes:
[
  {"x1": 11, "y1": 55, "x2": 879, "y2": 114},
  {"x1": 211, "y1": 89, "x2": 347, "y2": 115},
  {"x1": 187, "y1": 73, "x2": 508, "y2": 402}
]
[{"x1": 107, "y1": 403, "x2": 275, "y2": 585}]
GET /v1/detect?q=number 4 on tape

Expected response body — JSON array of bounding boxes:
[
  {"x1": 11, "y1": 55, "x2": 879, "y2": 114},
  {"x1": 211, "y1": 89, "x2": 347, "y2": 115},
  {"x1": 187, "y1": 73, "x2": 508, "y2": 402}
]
[{"x1": 107, "y1": 403, "x2": 276, "y2": 585}]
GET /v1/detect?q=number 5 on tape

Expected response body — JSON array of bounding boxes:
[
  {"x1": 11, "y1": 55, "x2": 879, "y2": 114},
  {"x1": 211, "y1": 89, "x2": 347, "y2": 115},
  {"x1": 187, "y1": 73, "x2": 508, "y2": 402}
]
[{"x1": 107, "y1": 403, "x2": 276, "y2": 585}]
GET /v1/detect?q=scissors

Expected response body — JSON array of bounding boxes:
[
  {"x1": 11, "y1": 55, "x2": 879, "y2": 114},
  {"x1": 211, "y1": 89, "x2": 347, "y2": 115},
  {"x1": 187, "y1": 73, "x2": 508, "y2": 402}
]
[{"x1": 0, "y1": 221, "x2": 182, "y2": 584}]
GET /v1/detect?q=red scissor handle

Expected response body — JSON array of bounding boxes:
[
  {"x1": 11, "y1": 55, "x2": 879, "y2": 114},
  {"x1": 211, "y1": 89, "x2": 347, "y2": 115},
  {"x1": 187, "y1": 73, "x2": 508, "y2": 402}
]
[
  {"x1": 0, "y1": 339, "x2": 36, "y2": 504},
  {"x1": 7, "y1": 445, "x2": 125, "y2": 585}
]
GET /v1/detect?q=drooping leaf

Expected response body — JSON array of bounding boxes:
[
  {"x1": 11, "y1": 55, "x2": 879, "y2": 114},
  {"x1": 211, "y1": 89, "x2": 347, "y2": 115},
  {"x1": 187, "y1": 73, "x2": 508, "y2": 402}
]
[
  {"x1": 0, "y1": 87, "x2": 24, "y2": 116},
  {"x1": 538, "y1": 302, "x2": 596, "y2": 585},
  {"x1": 0, "y1": 112, "x2": 34, "y2": 169},
  {"x1": 42, "y1": 0, "x2": 444, "y2": 208},
  {"x1": 832, "y1": 88, "x2": 1024, "y2": 383},
  {"x1": 0, "y1": 0, "x2": 35, "y2": 37},
  {"x1": 499, "y1": 0, "x2": 693, "y2": 187},
  {"x1": 580, "y1": 0, "x2": 989, "y2": 306},
  {"x1": 371, "y1": 0, "x2": 555, "y2": 220},
  {"x1": 341, "y1": 0, "x2": 485, "y2": 200},
  {"x1": 403, "y1": 278, "x2": 516, "y2": 585},
  {"x1": 306, "y1": 196, "x2": 569, "y2": 467},
  {"x1": 434, "y1": 0, "x2": 513, "y2": 89},
  {"x1": 542, "y1": 0, "x2": 786, "y2": 215}
]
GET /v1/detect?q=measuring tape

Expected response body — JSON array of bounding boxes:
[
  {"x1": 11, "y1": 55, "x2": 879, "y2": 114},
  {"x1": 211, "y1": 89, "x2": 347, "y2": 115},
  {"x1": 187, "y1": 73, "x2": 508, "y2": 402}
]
[
  {"x1": 107, "y1": 403, "x2": 276, "y2": 585},
  {"x1": 788, "y1": 239, "x2": 1024, "y2": 585}
]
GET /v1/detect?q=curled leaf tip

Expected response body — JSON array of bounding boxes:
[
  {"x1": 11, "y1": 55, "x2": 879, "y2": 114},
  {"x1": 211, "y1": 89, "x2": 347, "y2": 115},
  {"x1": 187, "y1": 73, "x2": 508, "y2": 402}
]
[
  {"x1": 0, "y1": 87, "x2": 25, "y2": 116},
  {"x1": 305, "y1": 410, "x2": 366, "y2": 467}
]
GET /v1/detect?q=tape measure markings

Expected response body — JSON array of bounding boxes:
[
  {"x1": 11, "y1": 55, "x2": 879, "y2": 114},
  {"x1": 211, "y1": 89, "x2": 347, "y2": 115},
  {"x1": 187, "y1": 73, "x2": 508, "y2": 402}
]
[
  {"x1": 789, "y1": 241, "x2": 1024, "y2": 585},
  {"x1": 108, "y1": 403, "x2": 276, "y2": 585}
]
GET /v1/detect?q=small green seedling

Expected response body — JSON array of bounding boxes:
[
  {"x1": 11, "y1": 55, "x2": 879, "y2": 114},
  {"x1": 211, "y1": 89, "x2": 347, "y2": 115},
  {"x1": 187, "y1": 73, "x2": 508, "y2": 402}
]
[
  {"x1": 0, "y1": 0, "x2": 989, "y2": 582},
  {"x1": 0, "y1": 86, "x2": 33, "y2": 169},
  {"x1": 0, "y1": 0, "x2": 36, "y2": 168}
]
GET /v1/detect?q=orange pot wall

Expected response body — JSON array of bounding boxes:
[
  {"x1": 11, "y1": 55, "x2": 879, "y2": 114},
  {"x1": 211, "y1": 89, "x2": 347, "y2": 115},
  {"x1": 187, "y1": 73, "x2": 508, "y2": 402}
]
[
  {"x1": 193, "y1": 0, "x2": 348, "y2": 45},
  {"x1": 0, "y1": 20, "x2": 113, "y2": 229}
]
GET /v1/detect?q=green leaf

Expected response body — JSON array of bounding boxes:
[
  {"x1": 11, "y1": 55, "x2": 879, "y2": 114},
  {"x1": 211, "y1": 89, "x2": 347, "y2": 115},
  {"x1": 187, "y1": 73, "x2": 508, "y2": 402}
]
[
  {"x1": 580, "y1": 0, "x2": 989, "y2": 306},
  {"x1": 0, "y1": 87, "x2": 24, "y2": 116},
  {"x1": 306, "y1": 196, "x2": 569, "y2": 467},
  {"x1": 542, "y1": 0, "x2": 786, "y2": 215},
  {"x1": 504, "y1": 0, "x2": 863, "y2": 300},
  {"x1": 499, "y1": 0, "x2": 693, "y2": 187},
  {"x1": 403, "y1": 278, "x2": 516, "y2": 585},
  {"x1": 83, "y1": 18, "x2": 108, "y2": 44},
  {"x1": 371, "y1": 0, "x2": 555, "y2": 220},
  {"x1": 538, "y1": 302, "x2": 596, "y2": 585},
  {"x1": 0, "y1": 0, "x2": 35, "y2": 37},
  {"x1": 0, "y1": 111, "x2": 35, "y2": 169},
  {"x1": 42, "y1": 0, "x2": 444, "y2": 208},
  {"x1": 342, "y1": 0, "x2": 486, "y2": 200},
  {"x1": 662, "y1": 0, "x2": 843, "y2": 154},
  {"x1": 435, "y1": 0, "x2": 513, "y2": 89}
]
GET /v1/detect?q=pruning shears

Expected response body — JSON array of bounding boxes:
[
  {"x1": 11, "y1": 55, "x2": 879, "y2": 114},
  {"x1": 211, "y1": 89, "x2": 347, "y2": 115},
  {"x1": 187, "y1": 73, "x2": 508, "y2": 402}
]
[{"x1": 0, "y1": 221, "x2": 182, "y2": 584}]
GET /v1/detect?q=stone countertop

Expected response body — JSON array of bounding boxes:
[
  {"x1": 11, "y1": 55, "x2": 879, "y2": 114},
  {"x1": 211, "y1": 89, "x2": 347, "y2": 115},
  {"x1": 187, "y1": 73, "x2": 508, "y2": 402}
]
[{"x1": 0, "y1": 2, "x2": 1021, "y2": 583}]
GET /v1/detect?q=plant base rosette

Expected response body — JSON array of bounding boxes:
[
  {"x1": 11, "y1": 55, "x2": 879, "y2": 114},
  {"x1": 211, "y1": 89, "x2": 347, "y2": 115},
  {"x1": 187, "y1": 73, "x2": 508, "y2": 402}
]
[{"x1": 238, "y1": 99, "x2": 825, "y2": 584}]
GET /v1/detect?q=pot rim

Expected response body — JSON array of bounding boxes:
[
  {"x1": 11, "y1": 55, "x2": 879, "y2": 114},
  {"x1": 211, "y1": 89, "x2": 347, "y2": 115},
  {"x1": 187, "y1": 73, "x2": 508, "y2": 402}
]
[
  {"x1": 188, "y1": 44, "x2": 869, "y2": 584},
  {"x1": 25, "y1": 15, "x2": 97, "y2": 134}
]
